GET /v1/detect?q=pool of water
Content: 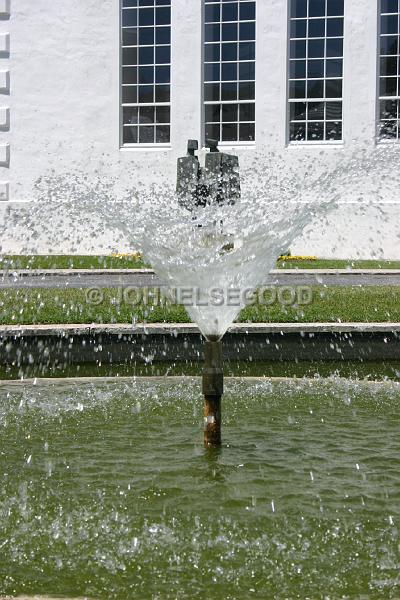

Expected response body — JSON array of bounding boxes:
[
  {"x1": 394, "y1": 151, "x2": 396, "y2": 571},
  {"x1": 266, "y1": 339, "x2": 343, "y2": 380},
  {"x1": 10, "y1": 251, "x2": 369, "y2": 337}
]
[{"x1": 1, "y1": 378, "x2": 400, "y2": 599}]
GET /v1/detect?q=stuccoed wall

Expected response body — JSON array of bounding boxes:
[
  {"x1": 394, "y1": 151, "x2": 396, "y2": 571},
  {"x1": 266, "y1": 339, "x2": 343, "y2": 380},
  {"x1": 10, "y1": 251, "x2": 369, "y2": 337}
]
[{"x1": 0, "y1": 0, "x2": 398, "y2": 257}]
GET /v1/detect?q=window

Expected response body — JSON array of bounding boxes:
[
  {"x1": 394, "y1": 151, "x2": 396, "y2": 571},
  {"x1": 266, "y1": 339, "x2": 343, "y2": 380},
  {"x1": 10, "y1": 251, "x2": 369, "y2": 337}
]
[
  {"x1": 288, "y1": 0, "x2": 344, "y2": 143},
  {"x1": 379, "y1": 0, "x2": 400, "y2": 140},
  {"x1": 121, "y1": 0, "x2": 171, "y2": 146},
  {"x1": 204, "y1": 0, "x2": 256, "y2": 144}
]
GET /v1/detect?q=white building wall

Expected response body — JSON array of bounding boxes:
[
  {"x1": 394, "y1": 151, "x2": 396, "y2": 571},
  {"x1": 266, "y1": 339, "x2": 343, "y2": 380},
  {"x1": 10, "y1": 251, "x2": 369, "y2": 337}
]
[{"x1": 0, "y1": 0, "x2": 398, "y2": 258}]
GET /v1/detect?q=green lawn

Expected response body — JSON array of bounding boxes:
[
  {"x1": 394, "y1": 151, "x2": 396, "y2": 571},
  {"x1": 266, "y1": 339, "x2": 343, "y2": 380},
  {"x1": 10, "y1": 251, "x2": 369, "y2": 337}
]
[
  {"x1": 0, "y1": 286, "x2": 398, "y2": 325},
  {"x1": 1, "y1": 255, "x2": 400, "y2": 271}
]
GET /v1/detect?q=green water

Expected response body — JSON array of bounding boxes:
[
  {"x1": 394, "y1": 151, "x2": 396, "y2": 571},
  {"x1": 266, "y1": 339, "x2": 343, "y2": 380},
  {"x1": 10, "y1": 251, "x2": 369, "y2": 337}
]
[{"x1": 1, "y1": 378, "x2": 400, "y2": 599}]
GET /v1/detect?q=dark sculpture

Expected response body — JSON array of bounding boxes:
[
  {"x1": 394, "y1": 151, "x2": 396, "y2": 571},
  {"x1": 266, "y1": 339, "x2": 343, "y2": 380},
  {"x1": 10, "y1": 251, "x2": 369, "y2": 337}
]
[{"x1": 177, "y1": 139, "x2": 240, "y2": 211}]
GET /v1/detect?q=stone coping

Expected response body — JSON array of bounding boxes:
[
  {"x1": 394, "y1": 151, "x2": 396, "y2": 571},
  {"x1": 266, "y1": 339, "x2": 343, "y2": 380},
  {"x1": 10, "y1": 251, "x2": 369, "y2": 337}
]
[{"x1": 0, "y1": 322, "x2": 399, "y2": 337}]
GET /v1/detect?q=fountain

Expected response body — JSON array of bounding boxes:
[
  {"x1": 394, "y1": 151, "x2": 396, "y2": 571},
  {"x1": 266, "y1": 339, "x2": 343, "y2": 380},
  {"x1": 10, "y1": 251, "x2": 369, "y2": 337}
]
[
  {"x1": 176, "y1": 138, "x2": 242, "y2": 446},
  {"x1": 1, "y1": 140, "x2": 400, "y2": 599}
]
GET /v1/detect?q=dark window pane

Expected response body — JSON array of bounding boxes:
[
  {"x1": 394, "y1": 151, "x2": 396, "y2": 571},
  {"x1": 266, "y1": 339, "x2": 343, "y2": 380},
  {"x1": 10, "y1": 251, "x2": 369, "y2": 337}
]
[
  {"x1": 380, "y1": 99, "x2": 398, "y2": 119},
  {"x1": 123, "y1": 126, "x2": 138, "y2": 144},
  {"x1": 139, "y1": 66, "x2": 154, "y2": 84},
  {"x1": 308, "y1": 39, "x2": 325, "y2": 57},
  {"x1": 291, "y1": 39, "x2": 306, "y2": 58},
  {"x1": 155, "y1": 46, "x2": 170, "y2": 63},
  {"x1": 122, "y1": 85, "x2": 138, "y2": 104},
  {"x1": 205, "y1": 83, "x2": 220, "y2": 101},
  {"x1": 123, "y1": 9, "x2": 138, "y2": 27},
  {"x1": 325, "y1": 79, "x2": 342, "y2": 97},
  {"x1": 155, "y1": 27, "x2": 170, "y2": 44},
  {"x1": 309, "y1": 19, "x2": 325, "y2": 37},
  {"x1": 307, "y1": 79, "x2": 324, "y2": 97},
  {"x1": 290, "y1": 79, "x2": 306, "y2": 98},
  {"x1": 239, "y1": 61, "x2": 255, "y2": 80},
  {"x1": 123, "y1": 28, "x2": 138, "y2": 46},
  {"x1": 156, "y1": 6, "x2": 170, "y2": 25},
  {"x1": 380, "y1": 77, "x2": 398, "y2": 96},
  {"x1": 139, "y1": 8, "x2": 154, "y2": 26},
  {"x1": 222, "y1": 104, "x2": 238, "y2": 122},
  {"x1": 291, "y1": 0, "x2": 307, "y2": 18},
  {"x1": 139, "y1": 47, "x2": 154, "y2": 64},
  {"x1": 155, "y1": 84, "x2": 170, "y2": 102},
  {"x1": 309, "y1": 0, "x2": 326, "y2": 17},
  {"x1": 222, "y1": 123, "x2": 238, "y2": 141},
  {"x1": 139, "y1": 106, "x2": 155, "y2": 124},
  {"x1": 155, "y1": 65, "x2": 170, "y2": 83},
  {"x1": 222, "y1": 82, "x2": 238, "y2": 100},
  {"x1": 327, "y1": 0, "x2": 344, "y2": 16},
  {"x1": 155, "y1": 125, "x2": 170, "y2": 143},
  {"x1": 380, "y1": 56, "x2": 398, "y2": 76},
  {"x1": 239, "y1": 42, "x2": 255, "y2": 60},
  {"x1": 123, "y1": 47, "x2": 138, "y2": 65},
  {"x1": 326, "y1": 38, "x2": 343, "y2": 56},
  {"x1": 290, "y1": 101, "x2": 307, "y2": 120},
  {"x1": 307, "y1": 121, "x2": 324, "y2": 140},
  {"x1": 327, "y1": 18, "x2": 343, "y2": 37},
  {"x1": 222, "y1": 62, "x2": 237, "y2": 81},
  {"x1": 326, "y1": 101, "x2": 342, "y2": 120},
  {"x1": 205, "y1": 123, "x2": 221, "y2": 142},
  {"x1": 380, "y1": 120, "x2": 398, "y2": 138},
  {"x1": 205, "y1": 63, "x2": 220, "y2": 82},
  {"x1": 139, "y1": 27, "x2": 154, "y2": 45},
  {"x1": 123, "y1": 67, "x2": 138, "y2": 84},
  {"x1": 205, "y1": 104, "x2": 221, "y2": 123},
  {"x1": 239, "y1": 123, "x2": 255, "y2": 141},
  {"x1": 326, "y1": 58, "x2": 342, "y2": 77},
  {"x1": 205, "y1": 4, "x2": 220, "y2": 22},
  {"x1": 380, "y1": 35, "x2": 398, "y2": 55},
  {"x1": 381, "y1": 15, "x2": 399, "y2": 35},
  {"x1": 205, "y1": 24, "x2": 220, "y2": 42},
  {"x1": 205, "y1": 44, "x2": 221, "y2": 61},
  {"x1": 139, "y1": 125, "x2": 154, "y2": 143},
  {"x1": 123, "y1": 0, "x2": 138, "y2": 7},
  {"x1": 222, "y1": 23, "x2": 238, "y2": 41},
  {"x1": 123, "y1": 106, "x2": 139, "y2": 124},
  {"x1": 291, "y1": 19, "x2": 307, "y2": 38},
  {"x1": 290, "y1": 60, "x2": 306, "y2": 78},
  {"x1": 240, "y1": 22, "x2": 256, "y2": 41},
  {"x1": 381, "y1": 0, "x2": 398, "y2": 13},
  {"x1": 239, "y1": 103, "x2": 255, "y2": 121},
  {"x1": 222, "y1": 2, "x2": 238, "y2": 21},
  {"x1": 240, "y1": 2, "x2": 256, "y2": 21},
  {"x1": 308, "y1": 101, "x2": 324, "y2": 120},
  {"x1": 325, "y1": 121, "x2": 342, "y2": 140},
  {"x1": 239, "y1": 81, "x2": 255, "y2": 99},
  {"x1": 290, "y1": 122, "x2": 306, "y2": 141},
  {"x1": 138, "y1": 85, "x2": 154, "y2": 103},
  {"x1": 307, "y1": 59, "x2": 324, "y2": 78},
  {"x1": 139, "y1": 0, "x2": 153, "y2": 5},
  {"x1": 156, "y1": 106, "x2": 170, "y2": 123},
  {"x1": 222, "y1": 43, "x2": 237, "y2": 61},
  {"x1": 156, "y1": 0, "x2": 170, "y2": 5}
]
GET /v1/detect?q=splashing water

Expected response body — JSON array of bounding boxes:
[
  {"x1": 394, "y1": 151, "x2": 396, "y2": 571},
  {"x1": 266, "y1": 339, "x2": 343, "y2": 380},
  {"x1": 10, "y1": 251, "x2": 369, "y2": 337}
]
[{"x1": 3, "y1": 143, "x2": 400, "y2": 338}]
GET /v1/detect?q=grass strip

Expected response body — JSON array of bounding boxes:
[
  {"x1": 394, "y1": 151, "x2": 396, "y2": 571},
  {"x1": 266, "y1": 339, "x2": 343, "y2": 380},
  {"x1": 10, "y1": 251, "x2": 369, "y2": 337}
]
[{"x1": 0, "y1": 286, "x2": 399, "y2": 325}]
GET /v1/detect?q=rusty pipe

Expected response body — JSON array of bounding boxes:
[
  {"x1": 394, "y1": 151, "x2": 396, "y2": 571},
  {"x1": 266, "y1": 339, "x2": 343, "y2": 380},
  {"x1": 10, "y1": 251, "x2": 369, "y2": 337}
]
[{"x1": 202, "y1": 339, "x2": 223, "y2": 447}]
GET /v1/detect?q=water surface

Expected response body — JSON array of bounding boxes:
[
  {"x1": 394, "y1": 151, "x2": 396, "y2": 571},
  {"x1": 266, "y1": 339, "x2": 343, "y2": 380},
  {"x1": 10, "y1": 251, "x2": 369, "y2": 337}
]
[{"x1": 1, "y1": 379, "x2": 399, "y2": 599}]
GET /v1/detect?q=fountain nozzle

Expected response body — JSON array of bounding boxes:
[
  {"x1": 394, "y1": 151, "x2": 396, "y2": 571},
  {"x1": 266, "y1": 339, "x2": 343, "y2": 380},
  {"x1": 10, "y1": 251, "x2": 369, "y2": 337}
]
[{"x1": 203, "y1": 340, "x2": 223, "y2": 447}]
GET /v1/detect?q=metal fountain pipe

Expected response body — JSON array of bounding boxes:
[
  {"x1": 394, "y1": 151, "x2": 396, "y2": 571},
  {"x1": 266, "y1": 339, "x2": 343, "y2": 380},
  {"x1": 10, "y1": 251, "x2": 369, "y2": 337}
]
[{"x1": 202, "y1": 338, "x2": 223, "y2": 447}]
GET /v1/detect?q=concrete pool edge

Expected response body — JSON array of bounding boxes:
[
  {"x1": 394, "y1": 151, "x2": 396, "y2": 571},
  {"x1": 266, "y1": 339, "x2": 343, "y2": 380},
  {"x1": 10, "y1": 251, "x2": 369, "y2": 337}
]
[{"x1": 0, "y1": 323, "x2": 399, "y2": 364}]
